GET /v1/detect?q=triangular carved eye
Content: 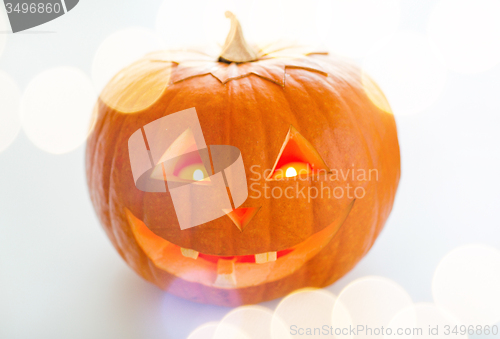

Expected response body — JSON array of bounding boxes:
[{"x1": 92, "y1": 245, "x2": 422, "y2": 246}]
[{"x1": 267, "y1": 126, "x2": 329, "y2": 180}]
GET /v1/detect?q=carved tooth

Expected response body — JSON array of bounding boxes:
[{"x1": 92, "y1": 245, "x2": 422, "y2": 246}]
[
  {"x1": 255, "y1": 251, "x2": 277, "y2": 264},
  {"x1": 214, "y1": 259, "x2": 236, "y2": 288},
  {"x1": 255, "y1": 253, "x2": 268, "y2": 264},
  {"x1": 180, "y1": 248, "x2": 199, "y2": 259}
]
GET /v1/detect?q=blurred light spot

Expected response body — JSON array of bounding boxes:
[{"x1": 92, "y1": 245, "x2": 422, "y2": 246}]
[
  {"x1": 334, "y1": 276, "x2": 413, "y2": 339},
  {"x1": 215, "y1": 305, "x2": 286, "y2": 339},
  {"x1": 387, "y1": 303, "x2": 464, "y2": 339},
  {"x1": 98, "y1": 58, "x2": 173, "y2": 114},
  {"x1": 433, "y1": 244, "x2": 500, "y2": 325},
  {"x1": 21, "y1": 67, "x2": 96, "y2": 154},
  {"x1": 316, "y1": 0, "x2": 400, "y2": 58},
  {"x1": 361, "y1": 74, "x2": 392, "y2": 114},
  {"x1": 0, "y1": 71, "x2": 21, "y2": 152},
  {"x1": 272, "y1": 288, "x2": 340, "y2": 339},
  {"x1": 386, "y1": 306, "x2": 417, "y2": 339},
  {"x1": 92, "y1": 27, "x2": 165, "y2": 95},
  {"x1": 215, "y1": 323, "x2": 251, "y2": 339},
  {"x1": 187, "y1": 321, "x2": 219, "y2": 339},
  {"x1": 428, "y1": 0, "x2": 500, "y2": 74},
  {"x1": 331, "y1": 299, "x2": 354, "y2": 339},
  {"x1": 362, "y1": 31, "x2": 447, "y2": 116},
  {"x1": 156, "y1": 0, "x2": 209, "y2": 48}
]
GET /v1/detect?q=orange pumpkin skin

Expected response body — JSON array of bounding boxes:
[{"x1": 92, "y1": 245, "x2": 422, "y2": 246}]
[{"x1": 85, "y1": 47, "x2": 400, "y2": 306}]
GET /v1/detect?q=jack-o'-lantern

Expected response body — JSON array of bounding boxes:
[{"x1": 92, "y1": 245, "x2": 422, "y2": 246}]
[{"x1": 86, "y1": 12, "x2": 400, "y2": 306}]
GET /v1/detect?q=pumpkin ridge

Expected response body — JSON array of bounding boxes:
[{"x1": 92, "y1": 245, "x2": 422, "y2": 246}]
[
  {"x1": 264, "y1": 78, "x2": 299, "y2": 250},
  {"x1": 96, "y1": 108, "x2": 122, "y2": 219},
  {"x1": 286, "y1": 75, "x2": 331, "y2": 234},
  {"x1": 346, "y1": 78, "x2": 390, "y2": 254},
  {"x1": 100, "y1": 113, "x2": 129, "y2": 259},
  {"x1": 86, "y1": 127, "x2": 117, "y2": 246},
  {"x1": 340, "y1": 80, "x2": 384, "y2": 254},
  {"x1": 224, "y1": 79, "x2": 237, "y2": 253},
  {"x1": 244, "y1": 75, "x2": 274, "y2": 251}
]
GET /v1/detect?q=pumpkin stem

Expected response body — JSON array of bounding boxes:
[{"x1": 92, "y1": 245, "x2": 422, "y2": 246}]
[{"x1": 219, "y1": 11, "x2": 258, "y2": 63}]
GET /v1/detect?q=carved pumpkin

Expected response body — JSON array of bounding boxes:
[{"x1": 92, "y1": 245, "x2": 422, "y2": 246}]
[{"x1": 86, "y1": 12, "x2": 400, "y2": 306}]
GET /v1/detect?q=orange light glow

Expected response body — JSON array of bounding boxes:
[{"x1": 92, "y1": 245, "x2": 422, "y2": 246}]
[{"x1": 272, "y1": 162, "x2": 311, "y2": 179}]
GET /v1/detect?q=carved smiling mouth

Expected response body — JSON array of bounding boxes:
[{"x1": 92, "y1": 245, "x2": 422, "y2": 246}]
[{"x1": 125, "y1": 200, "x2": 354, "y2": 289}]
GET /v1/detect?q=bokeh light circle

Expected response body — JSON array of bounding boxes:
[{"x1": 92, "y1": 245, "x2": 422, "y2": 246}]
[
  {"x1": 21, "y1": 67, "x2": 96, "y2": 154},
  {"x1": 362, "y1": 30, "x2": 447, "y2": 116},
  {"x1": 334, "y1": 276, "x2": 413, "y2": 339},
  {"x1": 92, "y1": 27, "x2": 165, "y2": 95},
  {"x1": 433, "y1": 244, "x2": 500, "y2": 325},
  {"x1": 0, "y1": 71, "x2": 21, "y2": 152},
  {"x1": 216, "y1": 305, "x2": 287, "y2": 339},
  {"x1": 214, "y1": 323, "x2": 251, "y2": 339},
  {"x1": 387, "y1": 303, "x2": 465, "y2": 339},
  {"x1": 316, "y1": 0, "x2": 401, "y2": 58},
  {"x1": 428, "y1": 0, "x2": 500, "y2": 74},
  {"x1": 272, "y1": 288, "x2": 341, "y2": 339},
  {"x1": 156, "y1": 0, "x2": 209, "y2": 48},
  {"x1": 187, "y1": 321, "x2": 219, "y2": 339}
]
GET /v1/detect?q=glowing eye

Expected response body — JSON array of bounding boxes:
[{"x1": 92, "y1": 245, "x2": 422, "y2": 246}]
[
  {"x1": 268, "y1": 126, "x2": 329, "y2": 180},
  {"x1": 286, "y1": 167, "x2": 297, "y2": 177},
  {"x1": 193, "y1": 169, "x2": 204, "y2": 181}
]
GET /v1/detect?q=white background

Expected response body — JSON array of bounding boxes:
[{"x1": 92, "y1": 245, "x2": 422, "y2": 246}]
[{"x1": 0, "y1": 0, "x2": 499, "y2": 338}]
